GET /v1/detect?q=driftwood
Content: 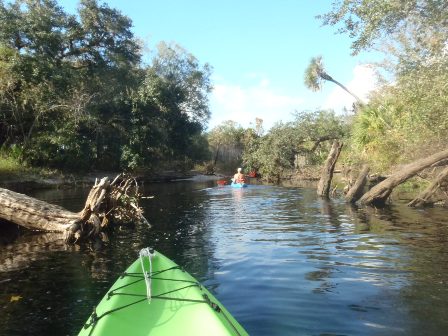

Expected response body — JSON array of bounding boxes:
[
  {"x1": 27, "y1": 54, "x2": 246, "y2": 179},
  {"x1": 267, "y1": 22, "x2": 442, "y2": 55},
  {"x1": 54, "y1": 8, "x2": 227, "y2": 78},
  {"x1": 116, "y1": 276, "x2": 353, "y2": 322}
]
[
  {"x1": 345, "y1": 164, "x2": 370, "y2": 203},
  {"x1": 408, "y1": 166, "x2": 448, "y2": 207},
  {"x1": 317, "y1": 140, "x2": 343, "y2": 198},
  {"x1": 0, "y1": 174, "x2": 149, "y2": 243},
  {"x1": 359, "y1": 148, "x2": 448, "y2": 206},
  {"x1": 0, "y1": 189, "x2": 79, "y2": 231}
]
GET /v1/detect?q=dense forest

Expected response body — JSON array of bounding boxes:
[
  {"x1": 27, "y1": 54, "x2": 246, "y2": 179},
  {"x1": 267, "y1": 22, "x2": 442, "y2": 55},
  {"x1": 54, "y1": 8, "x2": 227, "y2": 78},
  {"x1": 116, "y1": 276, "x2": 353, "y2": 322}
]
[
  {"x1": 0, "y1": 0, "x2": 212, "y2": 173},
  {"x1": 1, "y1": 0, "x2": 447, "y2": 190}
]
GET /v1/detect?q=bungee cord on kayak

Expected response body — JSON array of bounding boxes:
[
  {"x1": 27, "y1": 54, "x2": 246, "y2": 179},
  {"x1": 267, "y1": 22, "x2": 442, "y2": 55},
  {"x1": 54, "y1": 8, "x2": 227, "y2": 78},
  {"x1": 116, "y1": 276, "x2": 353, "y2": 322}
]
[
  {"x1": 139, "y1": 247, "x2": 155, "y2": 301},
  {"x1": 82, "y1": 249, "x2": 244, "y2": 336}
]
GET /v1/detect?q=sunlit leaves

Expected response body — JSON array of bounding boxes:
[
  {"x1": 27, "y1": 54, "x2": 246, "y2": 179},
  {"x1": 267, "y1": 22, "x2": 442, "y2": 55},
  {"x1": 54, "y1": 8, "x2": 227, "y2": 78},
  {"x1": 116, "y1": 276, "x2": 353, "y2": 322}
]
[
  {"x1": 207, "y1": 121, "x2": 245, "y2": 170},
  {"x1": 242, "y1": 110, "x2": 347, "y2": 181},
  {"x1": 304, "y1": 56, "x2": 324, "y2": 92},
  {"x1": 303, "y1": 55, "x2": 362, "y2": 104},
  {"x1": 9, "y1": 295, "x2": 22, "y2": 303},
  {"x1": 151, "y1": 42, "x2": 212, "y2": 126},
  {"x1": 319, "y1": 0, "x2": 448, "y2": 56},
  {"x1": 350, "y1": 56, "x2": 448, "y2": 171}
]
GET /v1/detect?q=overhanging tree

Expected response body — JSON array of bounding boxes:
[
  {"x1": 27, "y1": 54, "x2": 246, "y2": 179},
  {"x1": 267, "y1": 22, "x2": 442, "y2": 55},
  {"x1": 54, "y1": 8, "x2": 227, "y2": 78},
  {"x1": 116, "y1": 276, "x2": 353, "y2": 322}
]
[{"x1": 304, "y1": 55, "x2": 362, "y2": 105}]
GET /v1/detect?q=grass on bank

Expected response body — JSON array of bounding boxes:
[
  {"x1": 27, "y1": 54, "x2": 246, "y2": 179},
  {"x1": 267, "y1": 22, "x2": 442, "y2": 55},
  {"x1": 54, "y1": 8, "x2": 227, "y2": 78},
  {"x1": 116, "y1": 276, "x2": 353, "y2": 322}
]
[
  {"x1": 0, "y1": 153, "x2": 58, "y2": 182},
  {"x1": 0, "y1": 154, "x2": 27, "y2": 178}
]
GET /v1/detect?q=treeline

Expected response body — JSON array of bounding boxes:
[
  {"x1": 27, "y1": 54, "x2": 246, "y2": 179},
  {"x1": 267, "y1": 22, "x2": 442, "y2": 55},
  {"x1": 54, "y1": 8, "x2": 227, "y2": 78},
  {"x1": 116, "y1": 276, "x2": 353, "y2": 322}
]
[
  {"x1": 2, "y1": 0, "x2": 447, "y2": 183},
  {"x1": 319, "y1": 0, "x2": 448, "y2": 173},
  {"x1": 209, "y1": 0, "x2": 448, "y2": 185},
  {"x1": 0, "y1": 0, "x2": 211, "y2": 172},
  {"x1": 207, "y1": 111, "x2": 348, "y2": 181}
]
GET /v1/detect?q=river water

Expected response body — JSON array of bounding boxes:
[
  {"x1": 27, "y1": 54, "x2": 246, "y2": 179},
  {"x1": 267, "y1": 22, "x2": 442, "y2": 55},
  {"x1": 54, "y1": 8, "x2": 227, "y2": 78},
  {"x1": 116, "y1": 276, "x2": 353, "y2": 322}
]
[{"x1": 1, "y1": 181, "x2": 448, "y2": 335}]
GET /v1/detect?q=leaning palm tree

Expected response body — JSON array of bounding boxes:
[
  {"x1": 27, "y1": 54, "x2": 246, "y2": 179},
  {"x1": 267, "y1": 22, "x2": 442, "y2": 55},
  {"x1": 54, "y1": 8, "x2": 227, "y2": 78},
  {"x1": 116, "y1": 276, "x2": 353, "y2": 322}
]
[{"x1": 304, "y1": 56, "x2": 363, "y2": 105}]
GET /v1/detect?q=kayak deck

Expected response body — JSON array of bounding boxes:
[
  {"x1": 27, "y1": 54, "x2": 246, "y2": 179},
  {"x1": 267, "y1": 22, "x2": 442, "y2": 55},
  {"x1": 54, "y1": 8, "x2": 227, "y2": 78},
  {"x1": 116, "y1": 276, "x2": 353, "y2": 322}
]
[
  {"x1": 231, "y1": 183, "x2": 247, "y2": 188},
  {"x1": 79, "y1": 250, "x2": 248, "y2": 336}
]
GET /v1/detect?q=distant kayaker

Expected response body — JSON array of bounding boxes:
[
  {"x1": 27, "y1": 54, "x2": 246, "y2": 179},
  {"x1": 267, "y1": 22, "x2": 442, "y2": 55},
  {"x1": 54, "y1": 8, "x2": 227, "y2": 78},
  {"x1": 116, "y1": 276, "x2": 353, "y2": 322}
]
[{"x1": 233, "y1": 167, "x2": 245, "y2": 184}]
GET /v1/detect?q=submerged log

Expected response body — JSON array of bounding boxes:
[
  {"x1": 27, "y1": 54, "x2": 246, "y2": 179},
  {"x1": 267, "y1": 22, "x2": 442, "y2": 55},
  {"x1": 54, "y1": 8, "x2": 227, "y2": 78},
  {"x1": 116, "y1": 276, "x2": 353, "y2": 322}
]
[
  {"x1": 408, "y1": 166, "x2": 448, "y2": 207},
  {"x1": 317, "y1": 140, "x2": 343, "y2": 198},
  {"x1": 0, "y1": 174, "x2": 149, "y2": 243},
  {"x1": 345, "y1": 164, "x2": 370, "y2": 203},
  {"x1": 359, "y1": 148, "x2": 448, "y2": 206}
]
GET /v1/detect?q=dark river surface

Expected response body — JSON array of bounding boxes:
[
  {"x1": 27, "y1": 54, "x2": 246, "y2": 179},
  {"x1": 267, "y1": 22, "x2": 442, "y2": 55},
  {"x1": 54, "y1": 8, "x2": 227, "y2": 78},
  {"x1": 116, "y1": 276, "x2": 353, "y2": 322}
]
[{"x1": 1, "y1": 180, "x2": 448, "y2": 335}]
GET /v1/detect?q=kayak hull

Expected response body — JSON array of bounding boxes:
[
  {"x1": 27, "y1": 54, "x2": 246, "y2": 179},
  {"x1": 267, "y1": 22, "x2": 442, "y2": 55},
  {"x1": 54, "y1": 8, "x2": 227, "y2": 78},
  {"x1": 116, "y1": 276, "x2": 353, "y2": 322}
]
[
  {"x1": 231, "y1": 183, "x2": 247, "y2": 188},
  {"x1": 79, "y1": 250, "x2": 248, "y2": 336}
]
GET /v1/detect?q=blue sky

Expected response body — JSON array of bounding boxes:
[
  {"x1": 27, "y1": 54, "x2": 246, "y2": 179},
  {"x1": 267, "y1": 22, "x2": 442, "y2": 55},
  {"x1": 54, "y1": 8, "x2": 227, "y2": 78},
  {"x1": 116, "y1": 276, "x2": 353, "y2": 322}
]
[{"x1": 59, "y1": 0, "x2": 380, "y2": 131}]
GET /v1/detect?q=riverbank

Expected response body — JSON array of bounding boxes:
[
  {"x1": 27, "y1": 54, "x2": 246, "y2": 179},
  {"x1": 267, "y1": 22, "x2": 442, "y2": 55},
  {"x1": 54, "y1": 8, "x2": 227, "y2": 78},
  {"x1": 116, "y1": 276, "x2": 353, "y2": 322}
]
[
  {"x1": 0, "y1": 156, "x2": 432, "y2": 205},
  {"x1": 0, "y1": 161, "x2": 226, "y2": 190}
]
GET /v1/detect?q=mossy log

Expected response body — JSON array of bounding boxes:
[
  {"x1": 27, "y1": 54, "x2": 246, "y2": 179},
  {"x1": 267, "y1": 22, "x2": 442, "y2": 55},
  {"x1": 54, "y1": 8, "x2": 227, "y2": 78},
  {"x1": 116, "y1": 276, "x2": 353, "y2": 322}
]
[
  {"x1": 359, "y1": 149, "x2": 448, "y2": 206},
  {"x1": 317, "y1": 140, "x2": 343, "y2": 198},
  {"x1": 0, "y1": 174, "x2": 149, "y2": 243}
]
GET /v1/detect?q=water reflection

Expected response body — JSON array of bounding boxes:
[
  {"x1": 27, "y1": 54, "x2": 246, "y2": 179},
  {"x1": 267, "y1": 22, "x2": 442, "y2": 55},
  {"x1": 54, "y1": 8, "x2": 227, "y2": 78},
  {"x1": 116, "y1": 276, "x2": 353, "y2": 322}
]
[{"x1": 1, "y1": 182, "x2": 448, "y2": 335}]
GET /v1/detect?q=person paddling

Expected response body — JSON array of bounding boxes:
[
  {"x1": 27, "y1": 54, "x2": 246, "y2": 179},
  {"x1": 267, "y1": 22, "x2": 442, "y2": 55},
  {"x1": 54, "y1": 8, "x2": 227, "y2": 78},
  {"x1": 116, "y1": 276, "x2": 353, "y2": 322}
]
[{"x1": 233, "y1": 167, "x2": 245, "y2": 184}]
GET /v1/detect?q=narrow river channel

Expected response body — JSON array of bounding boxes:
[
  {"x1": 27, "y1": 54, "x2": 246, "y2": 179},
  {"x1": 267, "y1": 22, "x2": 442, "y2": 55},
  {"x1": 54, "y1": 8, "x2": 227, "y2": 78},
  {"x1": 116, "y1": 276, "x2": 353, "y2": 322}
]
[{"x1": 1, "y1": 181, "x2": 448, "y2": 335}]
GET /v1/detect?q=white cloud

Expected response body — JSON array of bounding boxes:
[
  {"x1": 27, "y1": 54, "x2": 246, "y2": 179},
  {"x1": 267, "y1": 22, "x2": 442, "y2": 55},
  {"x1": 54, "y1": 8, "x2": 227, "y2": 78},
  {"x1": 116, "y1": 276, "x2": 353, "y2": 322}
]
[
  {"x1": 323, "y1": 64, "x2": 378, "y2": 112},
  {"x1": 209, "y1": 77, "x2": 303, "y2": 131},
  {"x1": 207, "y1": 65, "x2": 378, "y2": 132}
]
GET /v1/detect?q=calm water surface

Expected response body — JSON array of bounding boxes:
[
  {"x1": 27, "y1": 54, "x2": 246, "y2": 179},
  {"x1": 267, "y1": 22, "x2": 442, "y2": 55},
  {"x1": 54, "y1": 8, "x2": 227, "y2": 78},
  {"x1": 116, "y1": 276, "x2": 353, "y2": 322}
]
[{"x1": 1, "y1": 181, "x2": 448, "y2": 335}]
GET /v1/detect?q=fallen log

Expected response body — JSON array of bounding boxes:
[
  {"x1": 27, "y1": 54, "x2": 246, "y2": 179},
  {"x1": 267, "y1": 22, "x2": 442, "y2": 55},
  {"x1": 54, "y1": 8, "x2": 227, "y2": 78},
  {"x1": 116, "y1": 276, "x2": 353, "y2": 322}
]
[
  {"x1": 408, "y1": 166, "x2": 448, "y2": 207},
  {"x1": 0, "y1": 174, "x2": 149, "y2": 243},
  {"x1": 317, "y1": 140, "x2": 343, "y2": 198},
  {"x1": 359, "y1": 148, "x2": 448, "y2": 206},
  {"x1": 0, "y1": 188, "x2": 79, "y2": 231},
  {"x1": 345, "y1": 164, "x2": 370, "y2": 203}
]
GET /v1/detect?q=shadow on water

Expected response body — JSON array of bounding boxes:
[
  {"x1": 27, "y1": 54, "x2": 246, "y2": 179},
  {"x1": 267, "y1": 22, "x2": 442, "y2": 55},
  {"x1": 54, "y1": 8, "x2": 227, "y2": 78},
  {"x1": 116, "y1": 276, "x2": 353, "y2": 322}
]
[
  {"x1": 1, "y1": 182, "x2": 448, "y2": 335},
  {"x1": 0, "y1": 180, "x2": 218, "y2": 335}
]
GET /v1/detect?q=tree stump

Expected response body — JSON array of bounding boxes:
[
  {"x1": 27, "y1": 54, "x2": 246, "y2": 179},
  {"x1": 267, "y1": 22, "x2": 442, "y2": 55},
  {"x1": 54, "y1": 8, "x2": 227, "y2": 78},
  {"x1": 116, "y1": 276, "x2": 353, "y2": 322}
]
[
  {"x1": 345, "y1": 164, "x2": 370, "y2": 203},
  {"x1": 317, "y1": 140, "x2": 343, "y2": 198}
]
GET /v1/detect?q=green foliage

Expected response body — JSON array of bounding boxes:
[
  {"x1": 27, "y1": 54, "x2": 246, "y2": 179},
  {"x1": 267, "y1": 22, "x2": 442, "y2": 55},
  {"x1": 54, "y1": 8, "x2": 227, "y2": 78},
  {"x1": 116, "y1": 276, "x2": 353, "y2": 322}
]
[
  {"x1": 207, "y1": 121, "x2": 245, "y2": 171},
  {"x1": 318, "y1": 0, "x2": 448, "y2": 56},
  {"x1": 319, "y1": 0, "x2": 448, "y2": 175},
  {"x1": 25, "y1": 120, "x2": 97, "y2": 171},
  {"x1": 350, "y1": 103, "x2": 402, "y2": 170},
  {"x1": 0, "y1": 0, "x2": 213, "y2": 173},
  {"x1": 291, "y1": 110, "x2": 348, "y2": 144},
  {"x1": 243, "y1": 123, "x2": 297, "y2": 182},
  {"x1": 304, "y1": 56, "x2": 325, "y2": 92},
  {"x1": 0, "y1": 147, "x2": 24, "y2": 176},
  {"x1": 350, "y1": 57, "x2": 448, "y2": 172},
  {"x1": 243, "y1": 110, "x2": 347, "y2": 182},
  {"x1": 120, "y1": 42, "x2": 211, "y2": 171},
  {"x1": 151, "y1": 42, "x2": 212, "y2": 127},
  {"x1": 189, "y1": 133, "x2": 211, "y2": 163}
]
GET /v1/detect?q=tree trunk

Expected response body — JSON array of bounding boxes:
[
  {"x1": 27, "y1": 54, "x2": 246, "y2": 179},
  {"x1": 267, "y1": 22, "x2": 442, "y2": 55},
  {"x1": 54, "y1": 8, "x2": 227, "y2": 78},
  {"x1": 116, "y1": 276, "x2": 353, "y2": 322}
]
[
  {"x1": 317, "y1": 140, "x2": 343, "y2": 198},
  {"x1": 345, "y1": 164, "x2": 370, "y2": 203},
  {"x1": 213, "y1": 145, "x2": 220, "y2": 165},
  {"x1": 320, "y1": 71, "x2": 363, "y2": 106},
  {"x1": 359, "y1": 149, "x2": 448, "y2": 206},
  {"x1": 0, "y1": 188, "x2": 78, "y2": 232},
  {"x1": 408, "y1": 166, "x2": 448, "y2": 207},
  {"x1": 0, "y1": 174, "x2": 149, "y2": 243}
]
